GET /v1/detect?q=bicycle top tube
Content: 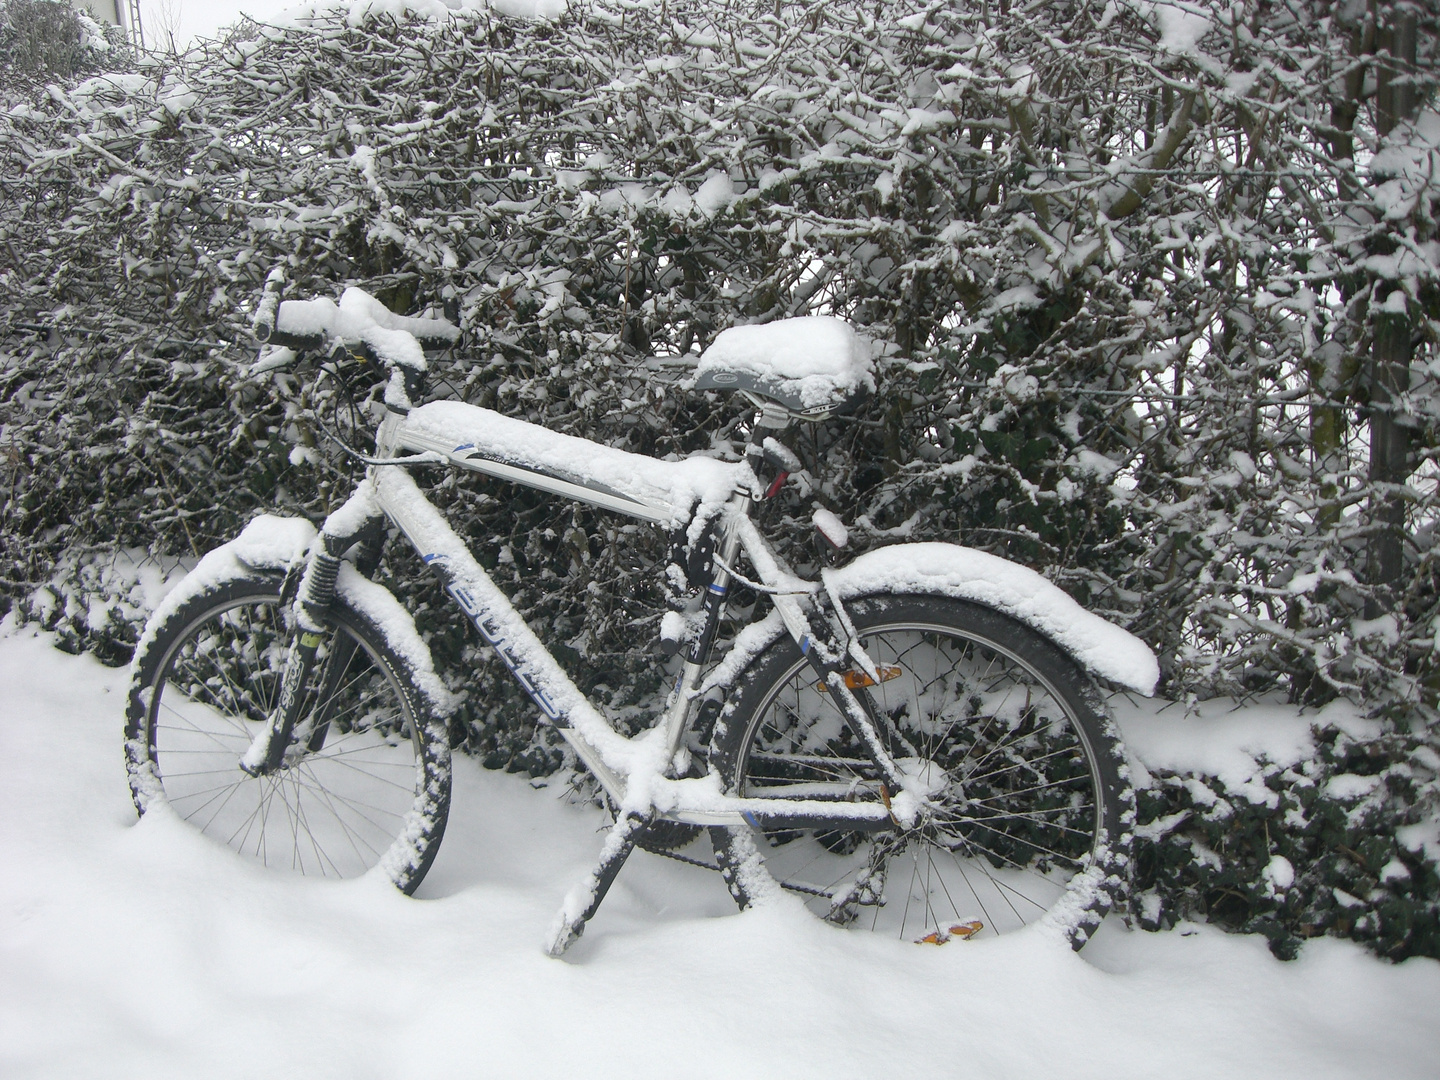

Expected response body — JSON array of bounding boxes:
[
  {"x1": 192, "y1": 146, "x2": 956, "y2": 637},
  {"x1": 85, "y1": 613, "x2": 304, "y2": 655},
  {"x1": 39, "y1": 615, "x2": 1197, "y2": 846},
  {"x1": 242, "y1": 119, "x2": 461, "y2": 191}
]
[{"x1": 393, "y1": 399, "x2": 753, "y2": 526}]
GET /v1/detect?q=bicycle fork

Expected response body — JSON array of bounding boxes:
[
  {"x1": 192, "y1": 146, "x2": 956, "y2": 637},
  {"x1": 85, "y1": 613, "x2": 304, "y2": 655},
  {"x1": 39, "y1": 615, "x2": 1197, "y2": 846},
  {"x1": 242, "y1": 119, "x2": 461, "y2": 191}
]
[{"x1": 238, "y1": 521, "x2": 376, "y2": 777}]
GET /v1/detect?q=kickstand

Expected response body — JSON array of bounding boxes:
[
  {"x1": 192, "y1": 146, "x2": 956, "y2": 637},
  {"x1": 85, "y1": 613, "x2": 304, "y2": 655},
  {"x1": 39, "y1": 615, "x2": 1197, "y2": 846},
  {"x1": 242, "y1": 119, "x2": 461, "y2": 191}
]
[{"x1": 544, "y1": 810, "x2": 650, "y2": 957}]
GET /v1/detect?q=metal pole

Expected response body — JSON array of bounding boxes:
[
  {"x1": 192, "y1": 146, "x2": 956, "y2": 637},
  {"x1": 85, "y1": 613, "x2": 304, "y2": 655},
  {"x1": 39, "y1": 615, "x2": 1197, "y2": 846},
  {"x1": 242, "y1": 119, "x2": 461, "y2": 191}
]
[{"x1": 125, "y1": 0, "x2": 145, "y2": 49}]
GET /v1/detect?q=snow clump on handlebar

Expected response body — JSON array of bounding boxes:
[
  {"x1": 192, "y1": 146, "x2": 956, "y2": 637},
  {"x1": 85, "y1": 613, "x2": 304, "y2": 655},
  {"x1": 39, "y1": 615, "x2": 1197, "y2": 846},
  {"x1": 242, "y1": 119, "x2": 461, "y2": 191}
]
[{"x1": 274, "y1": 286, "x2": 460, "y2": 371}]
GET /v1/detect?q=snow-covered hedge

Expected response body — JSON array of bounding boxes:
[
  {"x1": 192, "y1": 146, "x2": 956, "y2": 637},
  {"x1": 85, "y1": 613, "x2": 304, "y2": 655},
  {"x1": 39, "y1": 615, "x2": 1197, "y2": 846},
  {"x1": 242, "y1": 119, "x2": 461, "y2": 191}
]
[
  {"x1": 0, "y1": 0, "x2": 126, "y2": 97},
  {"x1": 1121, "y1": 697, "x2": 1440, "y2": 961},
  {"x1": 2, "y1": 0, "x2": 1439, "y2": 957}
]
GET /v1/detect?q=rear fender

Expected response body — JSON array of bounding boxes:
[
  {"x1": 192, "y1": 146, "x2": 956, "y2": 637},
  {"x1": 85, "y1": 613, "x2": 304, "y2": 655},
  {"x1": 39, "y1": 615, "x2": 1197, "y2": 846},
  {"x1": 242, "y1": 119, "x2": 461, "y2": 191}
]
[{"x1": 822, "y1": 542, "x2": 1158, "y2": 695}]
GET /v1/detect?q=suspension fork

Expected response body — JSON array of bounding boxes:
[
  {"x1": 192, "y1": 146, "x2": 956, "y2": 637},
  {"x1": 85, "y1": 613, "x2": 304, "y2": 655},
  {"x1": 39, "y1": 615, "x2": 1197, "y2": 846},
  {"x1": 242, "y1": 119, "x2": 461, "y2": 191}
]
[
  {"x1": 303, "y1": 514, "x2": 387, "y2": 753},
  {"x1": 239, "y1": 511, "x2": 387, "y2": 776}
]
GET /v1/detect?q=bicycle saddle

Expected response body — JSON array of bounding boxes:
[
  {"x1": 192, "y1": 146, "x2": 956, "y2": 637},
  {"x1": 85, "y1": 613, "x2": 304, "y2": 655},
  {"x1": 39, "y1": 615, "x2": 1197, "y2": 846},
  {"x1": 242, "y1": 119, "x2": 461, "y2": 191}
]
[{"x1": 691, "y1": 316, "x2": 875, "y2": 420}]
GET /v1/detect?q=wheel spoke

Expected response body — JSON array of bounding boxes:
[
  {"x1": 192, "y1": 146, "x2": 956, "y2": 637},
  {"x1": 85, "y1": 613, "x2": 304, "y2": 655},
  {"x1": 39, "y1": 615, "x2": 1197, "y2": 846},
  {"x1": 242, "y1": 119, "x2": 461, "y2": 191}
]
[
  {"x1": 154, "y1": 703, "x2": 254, "y2": 752},
  {"x1": 944, "y1": 829, "x2": 1082, "y2": 902},
  {"x1": 942, "y1": 806, "x2": 1096, "y2": 842},
  {"x1": 130, "y1": 578, "x2": 447, "y2": 890},
  {"x1": 720, "y1": 599, "x2": 1129, "y2": 948},
  {"x1": 944, "y1": 849, "x2": 1005, "y2": 932},
  {"x1": 300, "y1": 764, "x2": 386, "y2": 864},
  {"x1": 314, "y1": 754, "x2": 419, "y2": 795},
  {"x1": 289, "y1": 764, "x2": 410, "y2": 827},
  {"x1": 962, "y1": 743, "x2": 1088, "y2": 786},
  {"x1": 182, "y1": 776, "x2": 248, "y2": 826},
  {"x1": 288, "y1": 771, "x2": 351, "y2": 877}
]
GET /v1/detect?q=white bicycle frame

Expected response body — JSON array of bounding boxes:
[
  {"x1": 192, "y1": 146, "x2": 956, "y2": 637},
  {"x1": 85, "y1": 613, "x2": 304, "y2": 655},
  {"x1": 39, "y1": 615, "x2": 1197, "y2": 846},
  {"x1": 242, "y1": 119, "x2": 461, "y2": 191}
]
[
  {"x1": 308, "y1": 401, "x2": 905, "y2": 831},
  {"x1": 241, "y1": 285, "x2": 1157, "y2": 954}
]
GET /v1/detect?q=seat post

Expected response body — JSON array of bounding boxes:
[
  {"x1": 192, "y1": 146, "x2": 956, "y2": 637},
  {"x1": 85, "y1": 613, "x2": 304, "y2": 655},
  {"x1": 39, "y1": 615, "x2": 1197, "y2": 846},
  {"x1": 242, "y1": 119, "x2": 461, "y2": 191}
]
[{"x1": 745, "y1": 400, "x2": 792, "y2": 467}]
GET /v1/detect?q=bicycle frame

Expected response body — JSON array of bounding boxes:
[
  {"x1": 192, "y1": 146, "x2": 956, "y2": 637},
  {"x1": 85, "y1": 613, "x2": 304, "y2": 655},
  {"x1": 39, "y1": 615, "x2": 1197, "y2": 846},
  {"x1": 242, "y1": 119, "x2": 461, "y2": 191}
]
[
  {"x1": 295, "y1": 399, "x2": 906, "y2": 834},
  {"x1": 174, "y1": 283, "x2": 1159, "y2": 954}
]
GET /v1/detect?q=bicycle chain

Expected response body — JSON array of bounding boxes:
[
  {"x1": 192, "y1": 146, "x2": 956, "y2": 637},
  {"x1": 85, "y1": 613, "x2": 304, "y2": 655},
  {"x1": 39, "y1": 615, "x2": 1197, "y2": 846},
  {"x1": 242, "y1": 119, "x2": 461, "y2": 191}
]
[{"x1": 648, "y1": 844, "x2": 833, "y2": 900}]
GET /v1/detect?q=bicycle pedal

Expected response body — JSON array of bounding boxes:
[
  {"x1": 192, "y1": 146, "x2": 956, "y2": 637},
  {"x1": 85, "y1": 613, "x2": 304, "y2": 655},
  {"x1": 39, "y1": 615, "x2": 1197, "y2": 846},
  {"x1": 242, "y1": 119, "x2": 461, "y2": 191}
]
[{"x1": 915, "y1": 920, "x2": 983, "y2": 945}]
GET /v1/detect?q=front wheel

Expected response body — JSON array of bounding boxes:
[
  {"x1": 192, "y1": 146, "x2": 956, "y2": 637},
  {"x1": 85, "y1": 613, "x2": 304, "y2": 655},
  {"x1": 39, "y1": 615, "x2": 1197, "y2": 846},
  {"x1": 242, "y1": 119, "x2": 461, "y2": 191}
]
[
  {"x1": 125, "y1": 568, "x2": 451, "y2": 893},
  {"x1": 709, "y1": 594, "x2": 1133, "y2": 948}
]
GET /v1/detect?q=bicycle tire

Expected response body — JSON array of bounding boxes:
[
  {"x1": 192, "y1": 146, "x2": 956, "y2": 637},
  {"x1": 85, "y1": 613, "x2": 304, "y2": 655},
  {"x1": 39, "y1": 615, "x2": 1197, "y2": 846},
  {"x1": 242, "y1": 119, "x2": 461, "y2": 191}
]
[
  {"x1": 708, "y1": 593, "x2": 1132, "y2": 948},
  {"x1": 125, "y1": 568, "x2": 451, "y2": 893}
]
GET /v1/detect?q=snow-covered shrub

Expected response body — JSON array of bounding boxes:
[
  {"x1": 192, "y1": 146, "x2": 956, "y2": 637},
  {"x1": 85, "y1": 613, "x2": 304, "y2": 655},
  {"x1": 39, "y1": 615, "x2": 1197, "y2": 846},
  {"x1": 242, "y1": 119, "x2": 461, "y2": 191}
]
[
  {"x1": 3, "y1": 0, "x2": 1440, "y2": 954},
  {"x1": 0, "y1": 0, "x2": 126, "y2": 95},
  {"x1": 20, "y1": 547, "x2": 187, "y2": 663},
  {"x1": 1130, "y1": 708, "x2": 1440, "y2": 961}
]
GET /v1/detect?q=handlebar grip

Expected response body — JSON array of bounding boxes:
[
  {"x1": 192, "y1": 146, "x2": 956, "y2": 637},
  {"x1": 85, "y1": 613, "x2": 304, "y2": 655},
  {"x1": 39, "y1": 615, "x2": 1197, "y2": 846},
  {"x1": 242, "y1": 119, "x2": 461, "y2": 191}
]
[
  {"x1": 263, "y1": 328, "x2": 327, "y2": 350},
  {"x1": 260, "y1": 298, "x2": 328, "y2": 351},
  {"x1": 258, "y1": 324, "x2": 450, "y2": 353},
  {"x1": 250, "y1": 272, "x2": 457, "y2": 356},
  {"x1": 251, "y1": 268, "x2": 285, "y2": 344}
]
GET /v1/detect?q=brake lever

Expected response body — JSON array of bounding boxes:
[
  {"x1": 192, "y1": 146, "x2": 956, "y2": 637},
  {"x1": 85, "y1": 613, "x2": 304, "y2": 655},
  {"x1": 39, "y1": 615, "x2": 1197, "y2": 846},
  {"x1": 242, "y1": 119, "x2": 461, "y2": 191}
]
[
  {"x1": 251, "y1": 344, "x2": 299, "y2": 375},
  {"x1": 251, "y1": 339, "x2": 351, "y2": 377}
]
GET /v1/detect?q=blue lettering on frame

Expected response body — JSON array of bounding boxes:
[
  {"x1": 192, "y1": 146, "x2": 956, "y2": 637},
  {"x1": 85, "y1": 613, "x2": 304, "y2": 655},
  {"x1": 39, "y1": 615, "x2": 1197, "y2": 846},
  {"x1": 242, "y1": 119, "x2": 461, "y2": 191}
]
[{"x1": 444, "y1": 581, "x2": 561, "y2": 722}]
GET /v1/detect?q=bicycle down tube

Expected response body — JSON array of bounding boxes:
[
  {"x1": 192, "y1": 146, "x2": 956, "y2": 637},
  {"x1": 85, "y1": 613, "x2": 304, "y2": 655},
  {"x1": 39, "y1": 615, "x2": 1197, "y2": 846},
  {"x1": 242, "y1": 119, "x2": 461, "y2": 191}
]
[{"x1": 359, "y1": 407, "x2": 901, "y2": 832}]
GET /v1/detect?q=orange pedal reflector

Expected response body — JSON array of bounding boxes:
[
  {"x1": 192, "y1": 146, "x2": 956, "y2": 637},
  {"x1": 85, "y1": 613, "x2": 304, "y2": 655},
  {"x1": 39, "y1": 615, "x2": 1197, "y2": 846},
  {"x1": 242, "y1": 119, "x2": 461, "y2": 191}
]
[
  {"x1": 914, "y1": 920, "x2": 983, "y2": 945},
  {"x1": 818, "y1": 665, "x2": 903, "y2": 693}
]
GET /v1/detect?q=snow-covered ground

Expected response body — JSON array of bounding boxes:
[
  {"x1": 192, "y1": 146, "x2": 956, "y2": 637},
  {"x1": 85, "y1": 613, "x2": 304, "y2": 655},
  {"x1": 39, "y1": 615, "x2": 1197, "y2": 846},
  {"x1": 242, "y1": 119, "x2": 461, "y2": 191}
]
[{"x1": 2, "y1": 623, "x2": 1437, "y2": 1079}]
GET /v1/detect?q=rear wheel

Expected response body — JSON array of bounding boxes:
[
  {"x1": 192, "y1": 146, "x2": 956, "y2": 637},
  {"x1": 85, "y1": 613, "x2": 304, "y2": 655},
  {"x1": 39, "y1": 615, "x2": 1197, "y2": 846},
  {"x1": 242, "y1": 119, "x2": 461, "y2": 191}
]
[
  {"x1": 125, "y1": 570, "x2": 450, "y2": 893},
  {"x1": 709, "y1": 594, "x2": 1132, "y2": 948}
]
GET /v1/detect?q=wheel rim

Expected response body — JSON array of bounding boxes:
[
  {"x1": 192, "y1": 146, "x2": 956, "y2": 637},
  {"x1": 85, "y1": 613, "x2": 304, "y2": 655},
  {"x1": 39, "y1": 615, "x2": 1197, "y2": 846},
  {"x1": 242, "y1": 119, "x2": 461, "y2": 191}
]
[
  {"x1": 143, "y1": 593, "x2": 424, "y2": 880},
  {"x1": 735, "y1": 620, "x2": 1109, "y2": 943}
]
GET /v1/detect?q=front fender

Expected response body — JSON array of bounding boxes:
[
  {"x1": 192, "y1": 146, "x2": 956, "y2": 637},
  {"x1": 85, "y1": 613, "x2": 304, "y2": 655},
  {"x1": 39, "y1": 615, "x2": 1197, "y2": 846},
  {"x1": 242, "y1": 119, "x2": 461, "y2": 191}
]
[
  {"x1": 132, "y1": 515, "x2": 453, "y2": 717},
  {"x1": 824, "y1": 542, "x2": 1159, "y2": 696},
  {"x1": 131, "y1": 515, "x2": 317, "y2": 677}
]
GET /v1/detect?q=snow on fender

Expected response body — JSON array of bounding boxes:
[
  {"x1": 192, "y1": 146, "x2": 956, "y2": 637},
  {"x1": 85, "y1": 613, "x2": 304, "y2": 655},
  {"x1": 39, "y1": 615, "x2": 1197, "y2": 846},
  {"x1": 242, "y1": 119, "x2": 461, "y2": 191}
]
[
  {"x1": 130, "y1": 514, "x2": 454, "y2": 718},
  {"x1": 825, "y1": 542, "x2": 1159, "y2": 695},
  {"x1": 129, "y1": 514, "x2": 317, "y2": 677}
]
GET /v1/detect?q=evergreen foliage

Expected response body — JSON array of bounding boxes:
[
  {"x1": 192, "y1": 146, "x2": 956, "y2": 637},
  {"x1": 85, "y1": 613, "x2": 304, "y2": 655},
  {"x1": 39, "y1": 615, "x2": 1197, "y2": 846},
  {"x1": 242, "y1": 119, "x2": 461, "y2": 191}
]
[
  {"x1": 1, "y1": 0, "x2": 1438, "y2": 957},
  {"x1": 0, "y1": 0, "x2": 126, "y2": 92},
  {"x1": 1132, "y1": 711, "x2": 1440, "y2": 962}
]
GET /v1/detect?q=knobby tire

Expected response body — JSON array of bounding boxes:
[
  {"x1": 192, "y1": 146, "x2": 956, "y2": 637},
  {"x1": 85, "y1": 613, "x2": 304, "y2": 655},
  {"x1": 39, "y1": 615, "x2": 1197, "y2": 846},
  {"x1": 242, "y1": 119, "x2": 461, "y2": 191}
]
[{"x1": 708, "y1": 594, "x2": 1133, "y2": 949}]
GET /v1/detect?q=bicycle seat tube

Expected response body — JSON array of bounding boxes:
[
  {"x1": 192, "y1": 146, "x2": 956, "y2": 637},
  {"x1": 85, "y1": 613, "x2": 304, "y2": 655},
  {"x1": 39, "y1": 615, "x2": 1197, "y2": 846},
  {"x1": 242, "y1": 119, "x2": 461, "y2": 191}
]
[
  {"x1": 658, "y1": 403, "x2": 786, "y2": 760},
  {"x1": 686, "y1": 402, "x2": 791, "y2": 669}
]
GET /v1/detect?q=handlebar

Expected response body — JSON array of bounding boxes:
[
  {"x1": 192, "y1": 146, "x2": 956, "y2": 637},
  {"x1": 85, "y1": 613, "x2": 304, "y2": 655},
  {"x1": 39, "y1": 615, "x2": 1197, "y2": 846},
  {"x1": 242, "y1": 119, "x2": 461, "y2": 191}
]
[
  {"x1": 251, "y1": 276, "x2": 461, "y2": 357},
  {"x1": 255, "y1": 322, "x2": 326, "y2": 351},
  {"x1": 250, "y1": 282, "x2": 460, "y2": 413},
  {"x1": 256, "y1": 301, "x2": 461, "y2": 353}
]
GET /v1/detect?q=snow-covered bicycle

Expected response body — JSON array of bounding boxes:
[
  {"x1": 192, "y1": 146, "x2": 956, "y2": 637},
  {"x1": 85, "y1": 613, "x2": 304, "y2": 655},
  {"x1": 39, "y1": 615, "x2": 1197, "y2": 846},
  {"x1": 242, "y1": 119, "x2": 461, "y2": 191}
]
[{"x1": 124, "y1": 281, "x2": 1158, "y2": 955}]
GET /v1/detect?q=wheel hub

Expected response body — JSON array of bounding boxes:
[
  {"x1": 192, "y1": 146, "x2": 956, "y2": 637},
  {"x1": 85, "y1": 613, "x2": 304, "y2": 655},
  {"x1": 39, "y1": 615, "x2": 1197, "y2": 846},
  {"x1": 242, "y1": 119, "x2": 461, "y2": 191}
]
[{"x1": 894, "y1": 755, "x2": 955, "y2": 801}]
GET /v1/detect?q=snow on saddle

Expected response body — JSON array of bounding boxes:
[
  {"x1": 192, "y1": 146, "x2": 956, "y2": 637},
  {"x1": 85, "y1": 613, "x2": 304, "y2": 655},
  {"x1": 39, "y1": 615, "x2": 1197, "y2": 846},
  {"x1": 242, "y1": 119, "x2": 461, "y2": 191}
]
[{"x1": 691, "y1": 316, "x2": 875, "y2": 419}]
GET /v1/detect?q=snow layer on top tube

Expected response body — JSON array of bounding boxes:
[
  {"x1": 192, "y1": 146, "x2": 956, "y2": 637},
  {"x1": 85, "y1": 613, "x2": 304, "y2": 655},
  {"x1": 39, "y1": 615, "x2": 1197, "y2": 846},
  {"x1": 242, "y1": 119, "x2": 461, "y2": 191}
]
[{"x1": 399, "y1": 400, "x2": 747, "y2": 526}]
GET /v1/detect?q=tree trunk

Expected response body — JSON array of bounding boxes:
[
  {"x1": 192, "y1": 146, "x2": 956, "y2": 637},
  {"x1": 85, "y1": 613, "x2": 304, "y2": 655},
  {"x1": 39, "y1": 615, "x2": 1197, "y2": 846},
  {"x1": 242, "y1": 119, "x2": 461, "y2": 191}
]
[{"x1": 1364, "y1": 4, "x2": 1418, "y2": 615}]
